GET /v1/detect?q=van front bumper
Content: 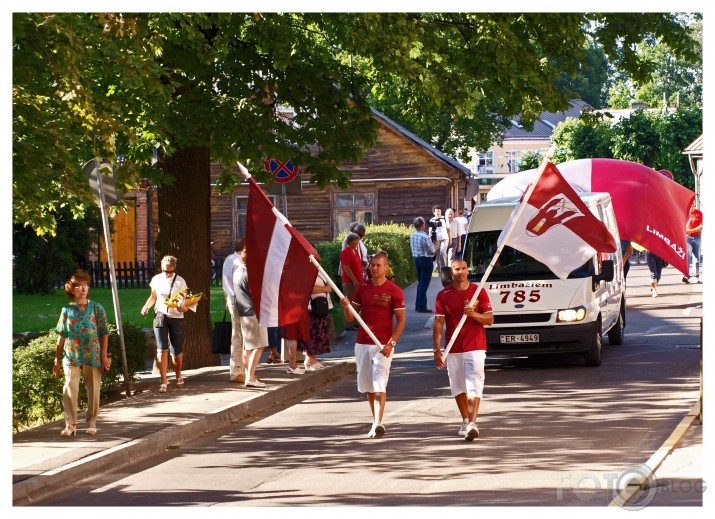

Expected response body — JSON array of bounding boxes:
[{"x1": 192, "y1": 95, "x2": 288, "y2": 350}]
[{"x1": 485, "y1": 320, "x2": 599, "y2": 356}]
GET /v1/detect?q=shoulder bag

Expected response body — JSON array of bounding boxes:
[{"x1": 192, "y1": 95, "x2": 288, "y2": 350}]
[{"x1": 154, "y1": 274, "x2": 177, "y2": 328}]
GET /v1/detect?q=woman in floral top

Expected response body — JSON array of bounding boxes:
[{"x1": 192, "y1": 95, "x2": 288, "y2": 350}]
[{"x1": 53, "y1": 270, "x2": 110, "y2": 437}]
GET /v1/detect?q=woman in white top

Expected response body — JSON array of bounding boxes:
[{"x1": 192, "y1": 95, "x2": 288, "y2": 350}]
[
  {"x1": 141, "y1": 256, "x2": 192, "y2": 393},
  {"x1": 446, "y1": 208, "x2": 461, "y2": 264}
]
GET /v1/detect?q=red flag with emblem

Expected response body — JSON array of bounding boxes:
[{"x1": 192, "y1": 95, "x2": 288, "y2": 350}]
[{"x1": 497, "y1": 162, "x2": 616, "y2": 279}]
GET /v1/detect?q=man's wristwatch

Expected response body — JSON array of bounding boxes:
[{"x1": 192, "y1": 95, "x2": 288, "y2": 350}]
[{"x1": 387, "y1": 339, "x2": 397, "y2": 348}]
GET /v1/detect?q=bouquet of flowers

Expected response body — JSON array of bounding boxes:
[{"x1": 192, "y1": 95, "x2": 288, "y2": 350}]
[{"x1": 165, "y1": 288, "x2": 203, "y2": 308}]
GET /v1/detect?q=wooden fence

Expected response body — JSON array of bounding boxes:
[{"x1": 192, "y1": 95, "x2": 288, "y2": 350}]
[{"x1": 56, "y1": 260, "x2": 224, "y2": 289}]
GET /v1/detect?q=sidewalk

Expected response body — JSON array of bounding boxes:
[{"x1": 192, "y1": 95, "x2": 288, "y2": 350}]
[{"x1": 12, "y1": 263, "x2": 702, "y2": 506}]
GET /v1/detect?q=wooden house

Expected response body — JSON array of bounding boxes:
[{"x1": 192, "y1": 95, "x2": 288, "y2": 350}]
[{"x1": 209, "y1": 108, "x2": 471, "y2": 258}]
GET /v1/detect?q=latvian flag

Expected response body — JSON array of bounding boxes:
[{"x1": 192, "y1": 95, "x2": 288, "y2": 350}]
[{"x1": 246, "y1": 177, "x2": 319, "y2": 327}]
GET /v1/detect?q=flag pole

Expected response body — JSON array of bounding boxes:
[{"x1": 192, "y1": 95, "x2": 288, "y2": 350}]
[
  {"x1": 443, "y1": 145, "x2": 556, "y2": 358},
  {"x1": 237, "y1": 162, "x2": 384, "y2": 350}
]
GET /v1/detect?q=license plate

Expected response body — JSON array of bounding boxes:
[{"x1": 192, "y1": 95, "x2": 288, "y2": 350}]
[{"x1": 500, "y1": 334, "x2": 539, "y2": 344}]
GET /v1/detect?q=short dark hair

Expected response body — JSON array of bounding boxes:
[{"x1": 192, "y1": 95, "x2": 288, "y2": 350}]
[
  {"x1": 64, "y1": 269, "x2": 91, "y2": 299},
  {"x1": 235, "y1": 238, "x2": 246, "y2": 252},
  {"x1": 346, "y1": 232, "x2": 361, "y2": 245},
  {"x1": 432, "y1": 205, "x2": 442, "y2": 213}
]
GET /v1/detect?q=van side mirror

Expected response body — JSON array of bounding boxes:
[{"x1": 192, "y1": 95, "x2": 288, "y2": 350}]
[
  {"x1": 440, "y1": 266, "x2": 453, "y2": 287},
  {"x1": 594, "y1": 259, "x2": 614, "y2": 283}
]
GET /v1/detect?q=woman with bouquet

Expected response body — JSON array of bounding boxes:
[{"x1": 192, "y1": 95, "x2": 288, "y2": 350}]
[{"x1": 141, "y1": 255, "x2": 193, "y2": 393}]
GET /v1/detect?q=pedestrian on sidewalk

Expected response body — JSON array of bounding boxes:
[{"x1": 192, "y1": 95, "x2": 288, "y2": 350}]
[
  {"x1": 410, "y1": 216, "x2": 435, "y2": 313},
  {"x1": 283, "y1": 314, "x2": 309, "y2": 375},
  {"x1": 454, "y1": 209, "x2": 469, "y2": 260},
  {"x1": 300, "y1": 272, "x2": 333, "y2": 370},
  {"x1": 685, "y1": 200, "x2": 703, "y2": 284},
  {"x1": 340, "y1": 251, "x2": 406, "y2": 439},
  {"x1": 646, "y1": 250, "x2": 667, "y2": 298},
  {"x1": 232, "y1": 243, "x2": 268, "y2": 387},
  {"x1": 429, "y1": 205, "x2": 449, "y2": 271},
  {"x1": 141, "y1": 256, "x2": 192, "y2": 393},
  {"x1": 340, "y1": 233, "x2": 365, "y2": 330},
  {"x1": 222, "y1": 239, "x2": 245, "y2": 383},
  {"x1": 446, "y1": 208, "x2": 460, "y2": 264},
  {"x1": 53, "y1": 269, "x2": 111, "y2": 437},
  {"x1": 432, "y1": 259, "x2": 493, "y2": 441}
]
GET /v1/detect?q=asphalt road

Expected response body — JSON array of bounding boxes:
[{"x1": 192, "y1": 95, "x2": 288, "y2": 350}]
[{"x1": 38, "y1": 264, "x2": 702, "y2": 507}]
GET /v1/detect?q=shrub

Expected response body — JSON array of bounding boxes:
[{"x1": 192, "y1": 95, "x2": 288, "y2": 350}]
[{"x1": 12, "y1": 322, "x2": 147, "y2": 432}]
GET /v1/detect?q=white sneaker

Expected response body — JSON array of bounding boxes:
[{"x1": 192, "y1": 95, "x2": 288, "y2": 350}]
[
  {"x1": 374, "y1": 423, "x2": 386, "y2": 438},
  {"x1": 465, "y1": 422, "x2": 479, "y2": 441},
  {"x1": 651, "y1": 288, "x2": 658, "y2": 298},
  {"x1": 286, "y1": 365, "x2": 305, "y2": 375},
  {"x1": 245, "y1": 379, "x2": 266, "y2": 388},
  {"x1": 458, "y1": 422, "x2": 469, "y2": 436},
  {"x1": 689, "y1": 276, "x2": 699, "y2": 284},
  {"x1": 367, "y1": 425, "x2": 377, "y2": 438}
]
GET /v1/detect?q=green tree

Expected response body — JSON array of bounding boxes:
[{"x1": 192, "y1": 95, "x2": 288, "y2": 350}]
[
  {"x1": 13, "y1": 13, "x2": 699, "y2": 368},
  {"x1": 551, "y1": 116, "x2": 613, "y2": 161}
]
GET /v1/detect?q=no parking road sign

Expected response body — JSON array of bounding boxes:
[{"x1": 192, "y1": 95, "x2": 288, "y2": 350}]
[{"x1": 265, "y1": 158, "x2": 300, "y2": 183}]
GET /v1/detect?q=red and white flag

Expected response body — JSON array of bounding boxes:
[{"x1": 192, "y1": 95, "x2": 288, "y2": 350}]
[
  {"x1": 497, "y1": 162, "x2": 616, "y2": 279},
  {"x1": 488, "y1": 158, "x2": 695, "y2": 275},
  {"x1": 246, "y1": 177, "x2": 319, "y2": 327}
]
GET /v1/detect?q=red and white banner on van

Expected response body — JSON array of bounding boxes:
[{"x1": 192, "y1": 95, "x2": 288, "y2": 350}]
[
  {"x1": 497, "y1": 162, "x2": 617, "y2": 279},
  {"x1": 488, "y1": 158, "x2": 695, "y2": 276}
]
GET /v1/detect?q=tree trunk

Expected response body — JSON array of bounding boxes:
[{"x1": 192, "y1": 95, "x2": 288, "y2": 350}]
[{"x1": 155, "y1": 146, "x2": 219, "y2": 370}]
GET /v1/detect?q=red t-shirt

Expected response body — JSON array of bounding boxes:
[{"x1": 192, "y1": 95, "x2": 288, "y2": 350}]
[
  {"x1": 340, "y1": 247, "x2": 364, "y2": 284},
  {"x1": 352, "y1": 280, "x2": 406, "y2": 344},
  {"x1": 435, "y1": 283, "x2": 493, "y2": 353},
  {"x1": 687, "y1": 209, "x2": 703, "y2": 237}
]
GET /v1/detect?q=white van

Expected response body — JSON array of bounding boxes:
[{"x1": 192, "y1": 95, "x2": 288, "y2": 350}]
[{"x1": 453, "y1": 192, "x2": 626, "y2": 366}]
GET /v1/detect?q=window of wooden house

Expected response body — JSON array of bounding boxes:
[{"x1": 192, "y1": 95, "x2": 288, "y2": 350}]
[
  {"x1": 333, "y1": 192, "x2": 374, "y2": 236},
  {"x1": 234, "y1": 194, "x2": 278, "y2": 239}
]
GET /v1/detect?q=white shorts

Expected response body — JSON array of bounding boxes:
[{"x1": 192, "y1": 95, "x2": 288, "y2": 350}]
[
  {"x1": 355, "y1": 343, "x2": 393, "y2": 393},
  {"x1": 240, "y1": 315, "x2": 268, "y2": 350},
  {"x1": 446, "y1": 350, "x2": 486, "y2": 398}
]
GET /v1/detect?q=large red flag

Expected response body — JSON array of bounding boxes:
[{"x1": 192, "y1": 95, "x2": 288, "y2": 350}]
[
  {"x1": 246, "y1": 178, "x2": 319, "y2": 327},
  {"x1": 488, "y1": 158, "x2": 695, "y2": 275},
  {"x1": 497, "y1": 162, "x2": 616, "y2": 279}
]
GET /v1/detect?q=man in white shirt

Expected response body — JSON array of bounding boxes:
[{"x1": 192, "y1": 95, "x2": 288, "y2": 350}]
[
  {"x1": 454, "y1": 209, "x2": 469, "y2": 260},
  {"x1": 222, "y1": 240, "x2": 245, "y2": 383}
]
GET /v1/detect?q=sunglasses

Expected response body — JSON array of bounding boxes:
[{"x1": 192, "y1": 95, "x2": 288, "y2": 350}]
[{"x1": 163, "y1": 269, "x2": 175, "y2": 274}]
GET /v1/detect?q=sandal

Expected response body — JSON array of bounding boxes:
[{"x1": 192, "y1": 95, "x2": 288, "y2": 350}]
[
  {"x1": 176, "y1": 377, "x2": 184, "y2": 387},
  {"x1": 86, "y1": 427, "x2": 97, "y2": 435},
  {"x1": 60, "y1": 425, "x2": 77, "y2": 437},
  {"x1": 159, "y1": 383, "x2": 168, "y2": 393}
]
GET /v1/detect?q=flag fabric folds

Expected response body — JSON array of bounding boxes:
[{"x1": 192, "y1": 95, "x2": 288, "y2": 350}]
[
  {"x1": 246, "y1": 178, "x2": 319, "y2": 327},
  {"x1": 497, "y1": 162, "x2": 617, "y2": 279},
  {"x1": 488, "y1": 158, "x2": 695, "y2": 276}
]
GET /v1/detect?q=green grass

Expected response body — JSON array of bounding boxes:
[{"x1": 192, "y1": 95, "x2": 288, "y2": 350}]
[{"x1": 13, "y1": 286, "x2": 229, "y2": 334}]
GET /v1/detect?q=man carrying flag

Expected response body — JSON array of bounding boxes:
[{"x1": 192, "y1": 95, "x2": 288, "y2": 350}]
[
  {"x1": 433, "y1": 258, "x2": 493, "y2": 441},
  {"x1": 340, "y1": 251, "x2": 406, "y2": 439}
]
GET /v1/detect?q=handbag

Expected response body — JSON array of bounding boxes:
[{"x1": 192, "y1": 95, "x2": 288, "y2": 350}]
[
  {"x1": 153, "y1": 274, "x2": 177, "y2": 328},
  {"x1": 310, "y1": 295, "x2": 330, "y2": 317},
  {"x1": 212, "y1": 310, "x2": 233, "y2": 354},
  {"x1": 153, "y1": 312, "x2": 166, "y2": 328}
]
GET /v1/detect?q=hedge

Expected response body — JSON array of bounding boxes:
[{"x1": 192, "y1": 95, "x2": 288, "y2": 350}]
[{"x1": 12, "y1": 322, "x2": 147, "y2": 432}]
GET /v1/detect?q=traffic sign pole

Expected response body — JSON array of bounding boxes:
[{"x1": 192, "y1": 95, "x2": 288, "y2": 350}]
[{"x1": 94, "y1": 162, "x2": 132, "y2": 397}]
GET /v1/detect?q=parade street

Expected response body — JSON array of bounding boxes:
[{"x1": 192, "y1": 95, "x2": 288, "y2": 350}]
[{"x1": 20, "y1": 263, "x2": 702, "y2": 507}]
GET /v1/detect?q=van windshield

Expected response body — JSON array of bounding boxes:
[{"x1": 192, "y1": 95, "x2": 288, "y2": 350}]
[{"x1": 463, "y1": 231, "x2": 592, "y2": 281}]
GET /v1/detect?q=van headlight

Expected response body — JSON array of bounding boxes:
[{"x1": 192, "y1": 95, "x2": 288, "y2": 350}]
[{"x1": 557, "y1": 306, "x2": 587, "y2": 322}]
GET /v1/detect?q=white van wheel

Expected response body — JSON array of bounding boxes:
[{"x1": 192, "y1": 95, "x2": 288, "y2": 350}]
[
  {"x1": 584, "y1": 329, "x2": 603, "y2": 367},
  {"x1": 608, "y1": 303, "x2": 626, "y2": 345}
]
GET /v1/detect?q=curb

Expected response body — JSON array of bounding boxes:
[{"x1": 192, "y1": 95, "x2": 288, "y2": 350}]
[
  {"x1": 609, "y1": 401, "x2": 701, "y2": 508},
  {"x1": 13, "y1": 361, "x2": 356, "y2": 506}
]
